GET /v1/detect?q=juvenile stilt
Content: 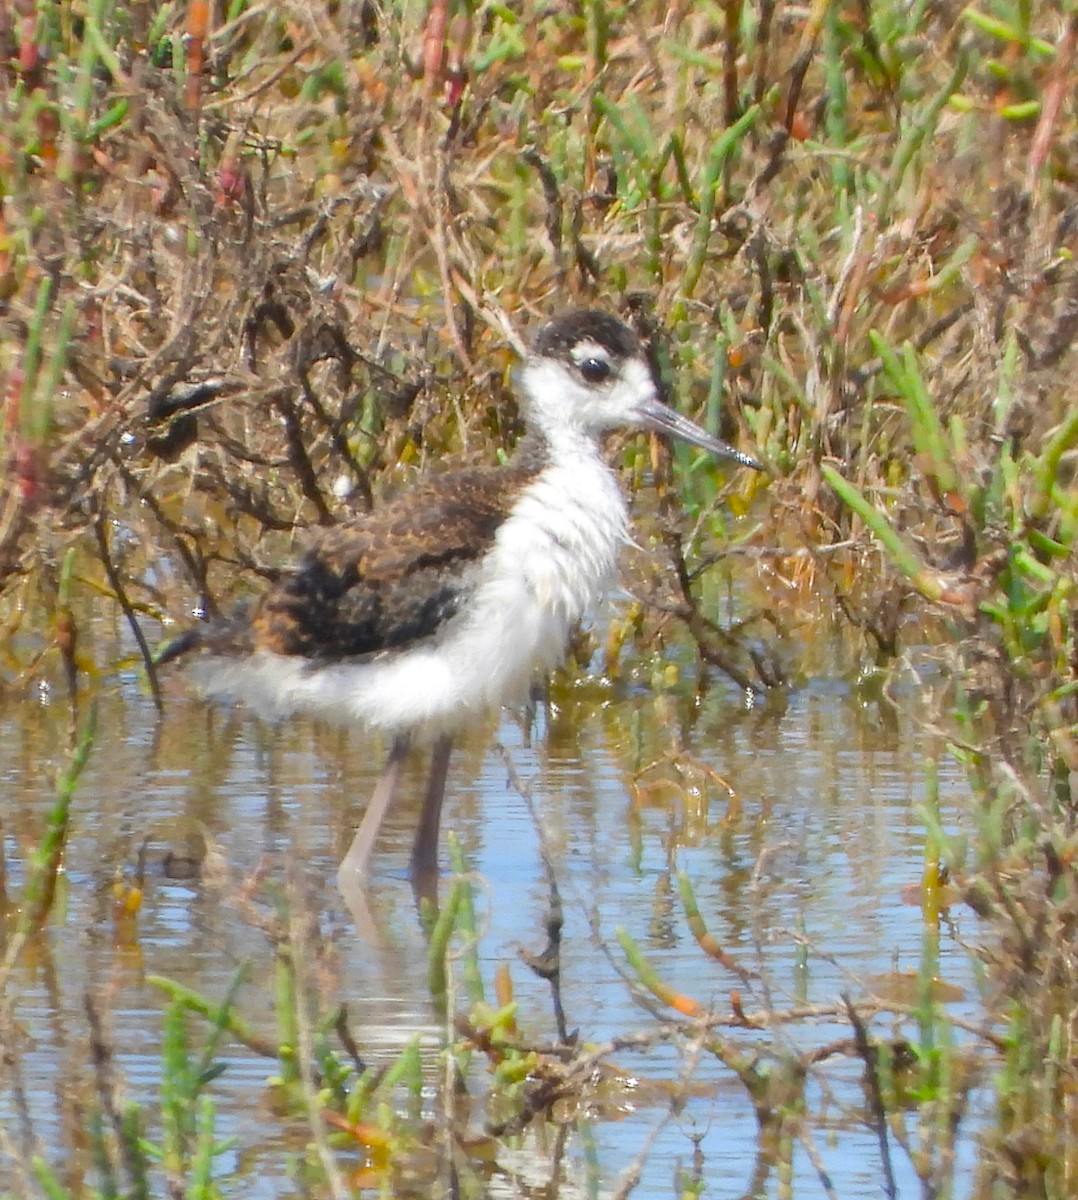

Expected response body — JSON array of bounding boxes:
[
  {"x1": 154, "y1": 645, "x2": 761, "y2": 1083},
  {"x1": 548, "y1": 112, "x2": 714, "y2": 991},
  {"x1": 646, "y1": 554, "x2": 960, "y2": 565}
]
[{"x1": 164, "y1": 309, "x2": 762, "y2": 892}]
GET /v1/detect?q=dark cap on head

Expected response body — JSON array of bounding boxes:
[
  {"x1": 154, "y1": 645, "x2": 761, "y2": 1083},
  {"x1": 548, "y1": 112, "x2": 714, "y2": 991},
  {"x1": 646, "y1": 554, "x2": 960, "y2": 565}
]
[{"x1": 532, "y1": 310, "x2": 642, "y2": 360}]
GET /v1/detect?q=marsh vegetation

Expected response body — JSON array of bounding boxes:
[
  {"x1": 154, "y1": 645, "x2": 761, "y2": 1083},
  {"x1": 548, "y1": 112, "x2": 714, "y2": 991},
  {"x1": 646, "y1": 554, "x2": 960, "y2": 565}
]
[{"x1": 2, "y1": 1, "x2": 1078, "y2": 1196}]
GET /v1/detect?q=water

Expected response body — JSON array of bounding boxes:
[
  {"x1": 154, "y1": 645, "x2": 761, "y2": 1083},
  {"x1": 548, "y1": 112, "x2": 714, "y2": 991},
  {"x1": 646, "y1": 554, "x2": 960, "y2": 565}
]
[{"x1": 0, "y1": 624, "x2": 983, "y2": 1197}]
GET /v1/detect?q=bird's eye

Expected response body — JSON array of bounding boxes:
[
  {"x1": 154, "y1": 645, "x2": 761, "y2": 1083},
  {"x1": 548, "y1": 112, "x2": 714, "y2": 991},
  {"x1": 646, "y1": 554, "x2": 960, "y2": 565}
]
[{"x1": 578, "y1": 356, "x2": 612, "y2": 384}]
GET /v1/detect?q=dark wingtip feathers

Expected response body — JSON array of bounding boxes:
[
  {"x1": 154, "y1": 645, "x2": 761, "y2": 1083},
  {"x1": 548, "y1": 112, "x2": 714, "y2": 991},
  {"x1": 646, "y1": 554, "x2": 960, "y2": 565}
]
[
  {"x1": 154, "y1": 611, "x2": 256, "y2": 666},
  {"x1": 153, "y1": 626, "x2": 207, "y2": 667}
]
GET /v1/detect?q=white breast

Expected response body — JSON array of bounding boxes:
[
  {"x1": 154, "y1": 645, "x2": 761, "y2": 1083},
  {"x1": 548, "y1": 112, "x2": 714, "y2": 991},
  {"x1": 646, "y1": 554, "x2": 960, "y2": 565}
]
[{"x1": 194, "y1": 451, "x2": 631, "y2": 739}]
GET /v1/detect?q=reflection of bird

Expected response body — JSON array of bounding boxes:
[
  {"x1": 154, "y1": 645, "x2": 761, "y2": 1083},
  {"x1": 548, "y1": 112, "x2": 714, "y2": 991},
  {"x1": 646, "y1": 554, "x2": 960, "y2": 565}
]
[{"x1": 161, "y1": 310, "x2": 760, "y2": 893}]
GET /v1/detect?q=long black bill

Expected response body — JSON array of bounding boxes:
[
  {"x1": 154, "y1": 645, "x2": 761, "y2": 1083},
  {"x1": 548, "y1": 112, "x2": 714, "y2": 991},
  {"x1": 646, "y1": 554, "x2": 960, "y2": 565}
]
[{"x1": 640, "y1": 399, "x2": 763, "y2": 471}]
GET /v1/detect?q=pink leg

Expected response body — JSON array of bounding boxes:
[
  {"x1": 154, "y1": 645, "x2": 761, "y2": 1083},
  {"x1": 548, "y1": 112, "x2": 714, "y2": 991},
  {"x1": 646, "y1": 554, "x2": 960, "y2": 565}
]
[
  {"x1": 410, "y1": 734, "x2": 453, "y2": 884},
  {"x1": 337, "y1": 736, "x2": 409, "y2": 886}
]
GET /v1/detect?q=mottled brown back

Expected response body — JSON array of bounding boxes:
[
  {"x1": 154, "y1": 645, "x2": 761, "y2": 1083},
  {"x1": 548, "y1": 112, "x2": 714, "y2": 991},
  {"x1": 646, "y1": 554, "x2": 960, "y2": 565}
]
[{"x1": 252, "y1": 459, "x2": 543, "y2": 661}]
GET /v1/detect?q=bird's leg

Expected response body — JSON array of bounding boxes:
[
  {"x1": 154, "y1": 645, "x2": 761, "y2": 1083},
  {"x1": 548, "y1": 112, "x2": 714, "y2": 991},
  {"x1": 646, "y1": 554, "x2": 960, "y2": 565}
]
[
  {"x1": 410, "y1": 734, "x2": 453, "y2": 887},
  {"x1": 337, "y1": 735, "x2": 409, "y2": 886}
]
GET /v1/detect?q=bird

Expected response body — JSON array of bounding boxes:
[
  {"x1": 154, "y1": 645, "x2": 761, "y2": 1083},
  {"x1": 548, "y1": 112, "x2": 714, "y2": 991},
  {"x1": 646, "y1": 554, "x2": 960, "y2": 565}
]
[{"x1": 160, "y1": 309, "x2": 761, "y2": 895}]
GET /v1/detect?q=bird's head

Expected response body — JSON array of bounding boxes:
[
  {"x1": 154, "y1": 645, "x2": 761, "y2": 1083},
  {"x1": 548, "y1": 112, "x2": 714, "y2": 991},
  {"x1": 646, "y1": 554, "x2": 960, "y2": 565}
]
[{"x1": 520, "y1": 309, "x2": 761, "y2": 470}]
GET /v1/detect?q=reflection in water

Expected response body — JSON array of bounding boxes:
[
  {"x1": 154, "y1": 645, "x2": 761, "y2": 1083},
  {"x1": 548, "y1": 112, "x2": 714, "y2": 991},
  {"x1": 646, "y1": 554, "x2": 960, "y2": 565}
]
[{"x1": 0, "y1": 641, "x2": 979, "y2": 1198}]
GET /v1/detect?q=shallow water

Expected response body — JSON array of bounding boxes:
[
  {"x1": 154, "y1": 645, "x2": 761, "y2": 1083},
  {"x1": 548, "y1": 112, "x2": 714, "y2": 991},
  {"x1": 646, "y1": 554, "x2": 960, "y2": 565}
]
[{"x1": 1, "y1": 616, "x2": 982, "y2": 1198}]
